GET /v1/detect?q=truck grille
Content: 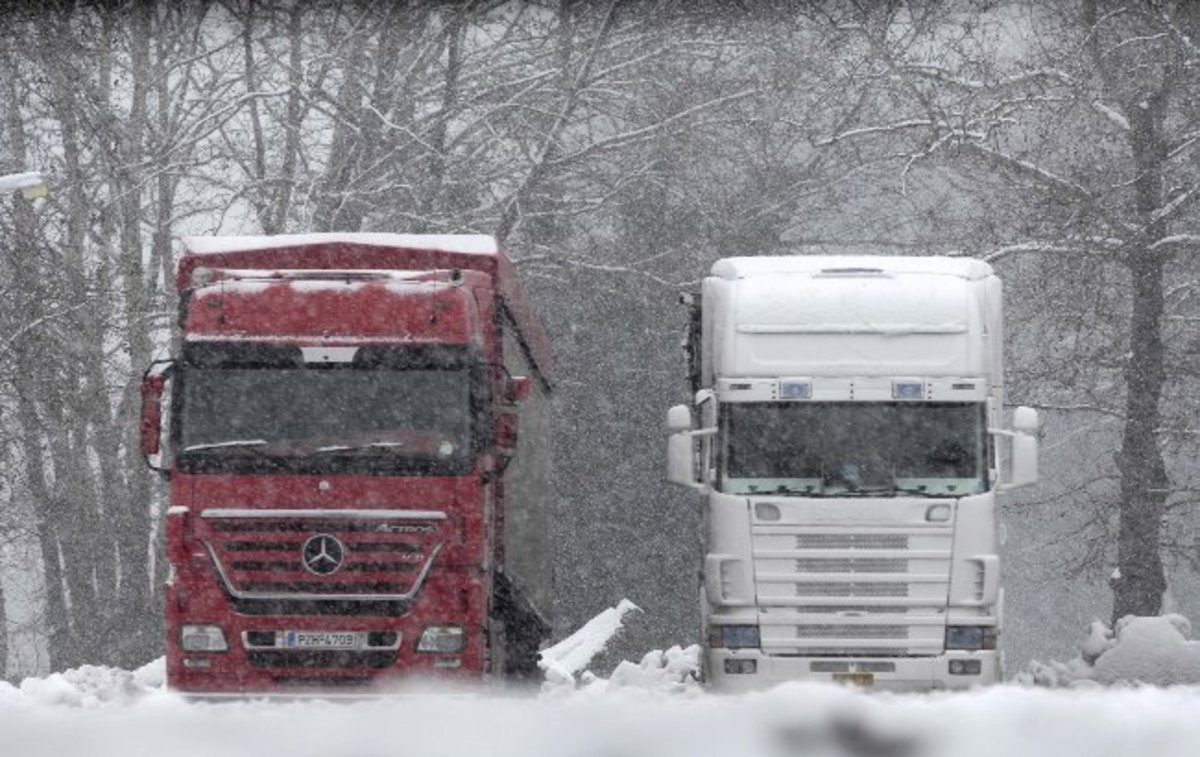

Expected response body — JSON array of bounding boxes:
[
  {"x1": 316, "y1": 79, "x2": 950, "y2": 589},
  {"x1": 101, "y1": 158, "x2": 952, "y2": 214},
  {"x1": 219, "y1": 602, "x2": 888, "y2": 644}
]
[
  {"x1": 755, "y1": 526, "x2": 952, "y2": 656},
  {"x1": 795, "y1": 534, "x2": 909, "y2": 550},
  {"x1": 199, "y1": 508, "x2": 446, "y2": 616}
]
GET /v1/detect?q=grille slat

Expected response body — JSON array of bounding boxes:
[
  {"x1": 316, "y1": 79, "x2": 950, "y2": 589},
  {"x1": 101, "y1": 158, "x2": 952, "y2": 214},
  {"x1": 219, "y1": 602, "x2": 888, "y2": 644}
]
[
  {"x1": 243, "y1": 581, "x2": 411, "y2": 593},
  {"x1": 795, "y1": 534, "x2": 910, "y2": 550},
  {"x1": 248, "y1": 650, "x2": 397, "y2": 669},
  {"x1": 230, "y1": 561, "x2": 418, "y2": 573},
  {"x1": 794, "y1": 582, "x2": 909, "y2": 598},
  {"x1": 795, "y1": 624, "x2": 908, "y2": 639},
  {"x1": 792, "y1": 605, "x2": 904, "y2": 614},
  {"x1": 213, "y1": 521, "x2": 436, "y2": 534},
  {"x1": 795, "y1": 558, "x2": 908, "y2": 573}
]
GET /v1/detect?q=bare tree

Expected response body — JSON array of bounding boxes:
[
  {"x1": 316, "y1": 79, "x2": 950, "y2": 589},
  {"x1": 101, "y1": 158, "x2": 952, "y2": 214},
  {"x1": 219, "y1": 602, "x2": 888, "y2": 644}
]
[{"x1": 807, "y1": 0, "x2": 1200, "y2": 622}]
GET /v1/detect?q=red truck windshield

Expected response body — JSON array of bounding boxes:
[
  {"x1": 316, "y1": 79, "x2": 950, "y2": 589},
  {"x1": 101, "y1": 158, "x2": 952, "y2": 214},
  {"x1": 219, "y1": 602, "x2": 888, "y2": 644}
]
[{"x1": 173, "y1": 343, "x2": 485, "y2": 475}]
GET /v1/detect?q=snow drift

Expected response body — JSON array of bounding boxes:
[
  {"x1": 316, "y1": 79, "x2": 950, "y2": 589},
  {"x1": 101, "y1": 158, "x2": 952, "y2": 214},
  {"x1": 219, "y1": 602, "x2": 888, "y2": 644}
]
[{"x1": 3, "y1": 607, "x2": 1200, "y2": 757}]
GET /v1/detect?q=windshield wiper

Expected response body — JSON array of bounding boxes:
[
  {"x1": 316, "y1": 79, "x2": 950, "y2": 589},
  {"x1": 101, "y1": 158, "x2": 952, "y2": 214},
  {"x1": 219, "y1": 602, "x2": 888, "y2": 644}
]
[
  {"x1": 827, "y1": 485, "x2": 947, "y2": 498},
  {"x1": 182, "y1": 439, "x2": 269, "y2": 453},
  {"x1": 309, "y1": 442, "x2": 407, "y2": 455}
]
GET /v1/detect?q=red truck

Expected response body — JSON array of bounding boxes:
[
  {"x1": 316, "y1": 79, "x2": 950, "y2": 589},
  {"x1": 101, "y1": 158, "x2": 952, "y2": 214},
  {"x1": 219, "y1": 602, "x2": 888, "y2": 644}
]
[{"x1": 140, "y1": 234, "x2": 555, "y2": 696}]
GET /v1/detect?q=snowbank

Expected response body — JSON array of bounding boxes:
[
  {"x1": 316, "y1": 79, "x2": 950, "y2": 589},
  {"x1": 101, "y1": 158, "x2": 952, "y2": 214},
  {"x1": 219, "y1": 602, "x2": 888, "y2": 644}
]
[
  {"x1": 1019, "y1": 614, "x2": 1200, "y2": 687},
  {"x1": 4, "y1": 612, "x2": 1200, "y2": 757},
  {"x1": 538, "y1": 599, "x2": 701, "y2": 695},
  {"x1": 0, "y1": 658, "x2": 164, "y2": 708}
]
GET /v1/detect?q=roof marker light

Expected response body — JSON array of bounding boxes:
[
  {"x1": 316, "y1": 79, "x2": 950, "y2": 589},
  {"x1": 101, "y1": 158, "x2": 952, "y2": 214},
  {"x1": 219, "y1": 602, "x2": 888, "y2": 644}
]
[
  {"x1": 780, "y1": 381, "x2": 812, "y2": 399},
  {"x1": 192, "y1": 266, "x2": 214, "y2": 286},
  {"x1": 893, "y1": 381, "x2": 924, "y2": 400}
]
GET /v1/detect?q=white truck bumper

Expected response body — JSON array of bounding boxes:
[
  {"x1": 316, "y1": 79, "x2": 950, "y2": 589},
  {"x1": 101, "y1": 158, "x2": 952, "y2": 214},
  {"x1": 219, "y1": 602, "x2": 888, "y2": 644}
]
[{"x1": 705, "y1": 648, "x2": 1000, "y2": 693}]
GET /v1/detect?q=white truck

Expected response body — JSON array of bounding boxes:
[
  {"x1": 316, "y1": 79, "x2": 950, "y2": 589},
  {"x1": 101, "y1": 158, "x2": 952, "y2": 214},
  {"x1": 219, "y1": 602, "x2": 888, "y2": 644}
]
[{"x1": 667, "y1": 256, "x2": 1038, "y2": 692}]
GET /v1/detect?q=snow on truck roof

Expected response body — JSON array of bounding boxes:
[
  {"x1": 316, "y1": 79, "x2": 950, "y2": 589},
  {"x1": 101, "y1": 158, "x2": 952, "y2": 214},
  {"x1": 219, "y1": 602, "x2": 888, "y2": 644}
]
[
  {"x1": 711, "y1": 255, "x2": 994, "y2": 280},
  {"x1": 176, "y1": 233, "x2": 554, "y2": 382},
  {"x1": 183, "y1": 233, "x2": 498, "y2": 256}
]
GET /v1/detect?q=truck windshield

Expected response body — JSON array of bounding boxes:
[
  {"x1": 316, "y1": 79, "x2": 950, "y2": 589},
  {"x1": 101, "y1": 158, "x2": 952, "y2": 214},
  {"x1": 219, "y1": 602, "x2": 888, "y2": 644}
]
[
  {"x1": 720, "y1": 402, "x2": 987, "y2": 497},
  {"x1": 174, "y1": 344, "x2": 484, "y2": 475}
]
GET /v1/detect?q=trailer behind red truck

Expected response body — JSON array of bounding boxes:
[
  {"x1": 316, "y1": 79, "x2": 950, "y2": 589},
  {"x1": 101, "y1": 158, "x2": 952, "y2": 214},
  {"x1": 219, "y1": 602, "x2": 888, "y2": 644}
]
[{"x1": 140, "y1": 234, "x2": 554, "y2": 696}]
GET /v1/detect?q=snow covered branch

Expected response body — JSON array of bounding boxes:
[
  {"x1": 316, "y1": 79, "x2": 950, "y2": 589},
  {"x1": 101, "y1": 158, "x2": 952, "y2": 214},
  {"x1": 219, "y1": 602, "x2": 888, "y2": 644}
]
[
  {"x1": 1091, "y1": 100, "x2": 1130, "y2": 131},
  {"x1": 1148, "y1": 234, "x2": 1200, "y2": 253},
  {"x1": 815, "y1": 118, "x2": 933, "y2": 147},
  {"x1": 900, "y1": 64, "x2": 1074, "y2": 91}
]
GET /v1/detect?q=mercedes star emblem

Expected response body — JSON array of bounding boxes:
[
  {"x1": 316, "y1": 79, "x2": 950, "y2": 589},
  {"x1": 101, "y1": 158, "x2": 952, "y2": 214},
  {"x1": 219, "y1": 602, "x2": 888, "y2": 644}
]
[{"x1": 302, "y1": 534, "x2": 346, "y2": 575}]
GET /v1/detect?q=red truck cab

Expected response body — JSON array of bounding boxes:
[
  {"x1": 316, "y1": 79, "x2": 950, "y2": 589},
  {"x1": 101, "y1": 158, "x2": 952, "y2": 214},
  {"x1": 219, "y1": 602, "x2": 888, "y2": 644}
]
[{"x1": 141, "y1": 234, "x2": 554, "y2": 696}]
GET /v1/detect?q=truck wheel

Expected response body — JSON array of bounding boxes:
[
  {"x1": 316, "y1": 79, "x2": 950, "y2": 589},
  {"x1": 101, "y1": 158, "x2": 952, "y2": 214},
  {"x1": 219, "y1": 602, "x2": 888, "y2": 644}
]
[{"x1": 502, "y1": 616, "x2": 544, "y2": 679}]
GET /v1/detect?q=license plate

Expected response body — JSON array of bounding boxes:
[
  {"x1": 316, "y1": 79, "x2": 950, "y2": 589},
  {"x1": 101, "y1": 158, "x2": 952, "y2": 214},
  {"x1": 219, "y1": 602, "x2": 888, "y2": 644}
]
[
  {"x1": 282, "y1": 631, "x2": 362, "y2": 650},
  {"x1": 833, "y1": 672, "x2": 874, "y2": 687}
]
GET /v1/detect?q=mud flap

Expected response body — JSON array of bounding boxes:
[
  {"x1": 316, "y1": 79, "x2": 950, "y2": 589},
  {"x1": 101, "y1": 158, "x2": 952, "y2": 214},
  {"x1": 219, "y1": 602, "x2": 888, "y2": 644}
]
[{"x1": 492, "y1": 571, "x2": 551, "y2": 679}]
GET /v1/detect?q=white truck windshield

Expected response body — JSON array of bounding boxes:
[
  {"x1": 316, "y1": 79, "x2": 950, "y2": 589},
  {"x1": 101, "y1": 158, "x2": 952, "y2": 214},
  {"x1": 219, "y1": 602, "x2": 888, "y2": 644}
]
[{"x1": 720, "y1": 402, "x2": 987, "y2": 497}]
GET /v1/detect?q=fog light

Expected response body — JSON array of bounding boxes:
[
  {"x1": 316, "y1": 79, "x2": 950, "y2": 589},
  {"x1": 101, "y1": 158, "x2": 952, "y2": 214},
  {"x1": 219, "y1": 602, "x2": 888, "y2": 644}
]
[
  {"x1": 182, "y1": 658, "x2": 212, "y2": 668},
  {"x1": 948, "y1": 659, "x2": 982, "y2": 676},
  {"x1": 180, "y1": 624, "x2": 228, "y2": 652},
  {"x1": 755, "y1": 503, "x2": 781, "y2": 521},
  {"x1": 926, "y1": 504, "x2": 952, "y2": 522},
  {"x1": 724, "y1": 659, "x2": 758, "y2": 675},
  {"x1": 708, "y1": 625, "x2": 760, "y2": 649},
  {"x1": 417, "y1": 625, "x2": 465, "y2": 653}
]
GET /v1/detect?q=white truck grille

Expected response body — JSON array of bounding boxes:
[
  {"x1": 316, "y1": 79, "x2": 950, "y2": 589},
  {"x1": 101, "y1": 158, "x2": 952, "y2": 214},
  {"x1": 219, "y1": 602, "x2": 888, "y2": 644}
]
[{"x1": 753, "y1": 526, "x2": 952, "y2": 656}]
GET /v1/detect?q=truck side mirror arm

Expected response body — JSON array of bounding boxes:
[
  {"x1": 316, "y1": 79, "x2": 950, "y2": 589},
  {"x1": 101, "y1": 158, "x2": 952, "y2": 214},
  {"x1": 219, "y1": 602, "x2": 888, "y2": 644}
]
[
  {"x1": 490, "y1": 363, "x2": 533, "y2": 405},
  {"x1": 505, "y1": 376, "x2": 532, "y2": 404}
]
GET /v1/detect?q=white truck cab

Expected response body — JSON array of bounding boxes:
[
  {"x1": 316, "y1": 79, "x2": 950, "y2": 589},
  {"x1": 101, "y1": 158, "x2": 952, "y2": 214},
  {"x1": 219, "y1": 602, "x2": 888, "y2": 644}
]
[{"x1": 668, "y1": 256, "x2": 1038, "y2": 692}]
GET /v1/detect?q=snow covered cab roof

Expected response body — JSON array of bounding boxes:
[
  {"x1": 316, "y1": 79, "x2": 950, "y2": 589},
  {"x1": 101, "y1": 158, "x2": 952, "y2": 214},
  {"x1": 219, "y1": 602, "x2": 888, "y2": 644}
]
[
  {"x1": 176, "y1": 233, "x2": 552, "y2": 380},
  {"x1": 183, "y1": 233, "x2": 499, "y2": 256},
  {"x1": 704, "y1": 255, "x2": 1002, "y2": 380},
  {"x1": 710, "y1": 255, "x2": 995, "y2": 280}
]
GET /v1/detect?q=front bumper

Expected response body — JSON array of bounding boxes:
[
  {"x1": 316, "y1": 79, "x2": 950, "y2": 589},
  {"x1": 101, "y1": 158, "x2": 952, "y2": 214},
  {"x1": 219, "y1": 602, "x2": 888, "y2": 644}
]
[
  {"x1": 705, "y1": 648, "x2": 1000, "y2": 693},
  {"x1": 166, "y1": 569, "x2": 488, "y2": 695}
]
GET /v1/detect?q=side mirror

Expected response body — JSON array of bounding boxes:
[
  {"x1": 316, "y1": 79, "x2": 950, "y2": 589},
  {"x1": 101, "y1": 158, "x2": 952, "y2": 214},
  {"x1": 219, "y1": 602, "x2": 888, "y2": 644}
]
[
  {"x1": 1008, "y1": 406, "x2": 1039, "y2": 488},
  {"x1": 1013, "y1": 406, "x2": 1038, "y2": 433},
  {"x1": 667, "y1": 432, "x2": 699, "y2": 488},
  {"x1": 666, "y1": 404, "x2": 708, "y2": 490},
  {"x1": 667, "y1": 404, "x2": 693, "y2": 432},
  {"x1": 140, "y1": 361, "x2": 174, "y2": 462},
  {"x1": 504, "y1": 375, "x2": 532, "y2": 405}
]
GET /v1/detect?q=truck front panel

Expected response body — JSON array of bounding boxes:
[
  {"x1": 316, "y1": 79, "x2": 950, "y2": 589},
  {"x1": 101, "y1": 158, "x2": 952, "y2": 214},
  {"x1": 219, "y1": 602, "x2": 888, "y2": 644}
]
[{"x1": 166, "y1": 474, "x2": 490, "y2": 694}]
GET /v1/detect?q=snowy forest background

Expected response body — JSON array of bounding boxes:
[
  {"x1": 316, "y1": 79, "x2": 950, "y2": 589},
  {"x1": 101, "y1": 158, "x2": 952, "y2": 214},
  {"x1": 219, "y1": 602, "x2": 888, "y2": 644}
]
[{"x1": 4, "y1": 0, "x2": 1200, "y2": 682}]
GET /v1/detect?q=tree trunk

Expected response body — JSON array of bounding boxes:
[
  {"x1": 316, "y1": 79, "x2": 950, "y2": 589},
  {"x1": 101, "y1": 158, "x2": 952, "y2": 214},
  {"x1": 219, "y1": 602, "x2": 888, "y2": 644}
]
[{"x1": 1110, "y1": 94, "x2": 1170, "y2": 622}]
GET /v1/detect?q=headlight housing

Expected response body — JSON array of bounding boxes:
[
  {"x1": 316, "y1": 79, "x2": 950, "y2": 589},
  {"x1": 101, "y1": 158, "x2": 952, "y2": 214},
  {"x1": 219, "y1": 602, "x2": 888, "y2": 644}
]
[
  {"x1": 945, "y1": 626, "x2": 997, "y2": 650},
  {"x1": 708, "y1": 624, "x2": 760, "y2": 649},
  {"x1": 417, "y1": 625, "x2": 466, "y2": 653},
  {"x1": 180, "y1": 624, "x2": 229, "y2": 652}
]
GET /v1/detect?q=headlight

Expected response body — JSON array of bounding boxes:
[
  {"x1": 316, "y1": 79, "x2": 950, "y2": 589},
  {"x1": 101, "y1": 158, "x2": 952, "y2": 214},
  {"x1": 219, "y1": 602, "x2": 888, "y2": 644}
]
[
  {"x1": 708, "y1": 624, "x2": 760, "y2": 649},
  {"x1": 180, "y1": 624, "x2": 228, "y2": 652},
  {"x1": 417, "y1": 625, "x2": 466, "y2": 653},
  {"x1": 945, "y1": 626, "x2": 996, "y2": 650}
]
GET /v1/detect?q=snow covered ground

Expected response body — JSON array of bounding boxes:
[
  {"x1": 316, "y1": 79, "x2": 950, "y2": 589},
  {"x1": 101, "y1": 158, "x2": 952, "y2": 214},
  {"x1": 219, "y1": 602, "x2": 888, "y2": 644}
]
[{"x1": 4, "y1": 606, "x2": 1200, "y2": 757}]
